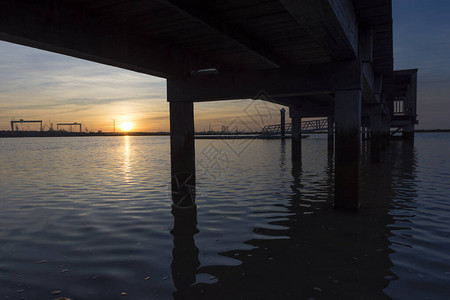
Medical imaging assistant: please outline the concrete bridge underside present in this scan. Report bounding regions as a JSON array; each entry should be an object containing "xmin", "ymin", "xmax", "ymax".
[{"xmin": 0, "ymin": 1, "xmax": 416, "ymax": 211}]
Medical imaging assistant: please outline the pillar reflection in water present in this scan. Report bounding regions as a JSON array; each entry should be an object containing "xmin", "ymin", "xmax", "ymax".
[
  {"xmin": 280, "ymin": 138, "xmax": 287, "ymax": 169},
  {"xmin": 291, "ymin": 150, "xmax": 303, "ymax": 201},
  {"xmin": 171, "ymin": 206, "xmax": 199, "ymax": 297},
  {"xmin": 172, "ymin": 137, "xmax": 410, "ymax": 299}
]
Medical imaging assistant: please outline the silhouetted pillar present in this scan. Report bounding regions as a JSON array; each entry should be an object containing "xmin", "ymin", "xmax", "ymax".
[
  {"xmin": 380, "ymin": 118, "xmax": 387, "ymax": 144},
  {"xmin": 334, "ymin": 89, "xmax": 361, "ymax": 209},
  {"xmin": 386, "ymin": 120, "xmax": 392, "ymax": 142},
  {"xmin": 403, "ymin": 70, "xmax": 417, "ymax": 141},
  {"xmin": 403, "ymin": 123, "xmax": 414, "ymax": 140},
  {"xmin": 327, "ymin": 115, "xmax": 334, "ymax": 152},
  {"xmin": 170, "ymin": 101, "xmax": 199, "ymax": 291},
  {"xmin": 290, "ymin": 108, "xmax": 302, "ymax": 164},
  {"xmin": 380, "ymin": 94, "xmax": 391, "ymax": 145},
  {"xmin": 370, "ymin": 113, "xmax": 382, "ymax": 162},
  {"xmin": 170, "ymin": 101, "xmax": 196, "ymax": 209},
  {"xmin": 280, "ymin": 108, "xmax": 286, "ymax": 139}
]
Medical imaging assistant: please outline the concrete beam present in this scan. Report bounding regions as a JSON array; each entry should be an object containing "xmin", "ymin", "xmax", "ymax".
[
  {"xmin": 359, "ymin": 26, "xmax": 374, "ymax": 63},
  {"xmin": 363, "ymin": 63, "xmax": 375, "ymax": 92},
  {"xmin": 291, "ymin": 111, "xmax": 333, "ymax": 118},
  {"xmin": 362, "ymin": 104, "xmax": 383, "ymax": 117},
  {"xmin": 279, "ymin": 0, "xmax": 358, "ymax": 60},
  {"xmin": 275, "ymin": 94, "xmax": 334, "ymax": 105},
  {"xmin": 275, "ymin": 95, "xmax": 334, "ymax": 117},
  {"xmin": 359, "ymin": 25, "xmax": 377, "ymax": 104},
  {"xmin": 362, "ymin": 62, "xmax": 377, "ymax": 103},
  {"xmin": 168, "ymin": 60, "xmax": 362, "ymax": 102},
  {"xmin": 374, "ymin": 73, "xmax": 383, "ymax": 102},
  {"xmin": 157, "ymin": 0, "xmax": 290, "ymax": 68},
  {"xmin": 0, "ymin": 0, "xmax": 213, "ymax": 79}
]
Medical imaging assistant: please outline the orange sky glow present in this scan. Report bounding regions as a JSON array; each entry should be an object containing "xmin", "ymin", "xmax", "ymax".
[
  {"xmin": 1, "ymin": 1, "xmax": 450, "ymax": 130},
  {"xmin": 0, "ymin": 40, "xmax": 285, "ymax": 133}
]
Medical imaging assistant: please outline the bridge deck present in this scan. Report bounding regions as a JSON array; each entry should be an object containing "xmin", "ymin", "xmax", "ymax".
[{"xmin": 0, "ymin": 1, "xmax": 392, "ymax": 85}]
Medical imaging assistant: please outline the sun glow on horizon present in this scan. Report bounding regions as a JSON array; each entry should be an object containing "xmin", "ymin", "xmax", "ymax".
[{"xmin": 120, "ymin": 122, "xmax": 133, "ymax": 132}]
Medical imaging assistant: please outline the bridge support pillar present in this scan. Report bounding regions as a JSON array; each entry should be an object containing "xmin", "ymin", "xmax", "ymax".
[
  {"xmin": 403, "ymin": 123, "xmax": 414, "ymax": 140},
  {"xmin": 291, "ymin": 108, "xmax": 302, "ymax": 164},
  {"xmin": 327, "ymin": 115, "xmax": 334, "ymax": 152},
  {"xmin": 334, "ymin": 89, "xmax": 361, "ymax": 209},
  {"xmin": 280, "ymin": 108, "xmax": 286, "ymax": 139},
  {"xmin": 170, "ymin": 101, "xmax": 196, "ymax": 209},
  {"xmin": 381, "ymin": 118, "xmax": 390, "ymax": 145},
  {"xmin": 370, "ymin": 113, "xmax": 382, "ymax": 162}
]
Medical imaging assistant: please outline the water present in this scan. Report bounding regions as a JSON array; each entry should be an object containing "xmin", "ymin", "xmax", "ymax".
[{"xmin": 0, "ymin": 134, "xmax": 449, "ymax": 299}]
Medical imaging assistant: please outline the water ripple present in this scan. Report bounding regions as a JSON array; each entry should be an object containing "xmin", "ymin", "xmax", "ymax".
[{"xmin": 0, "ymin": 134, "xmax": 449, "ymax": 298}]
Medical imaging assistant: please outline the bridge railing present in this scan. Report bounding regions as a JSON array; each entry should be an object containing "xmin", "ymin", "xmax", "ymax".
[{"xmin": 262, "ymin": 118, "xmax": 328, "ymax": 135}]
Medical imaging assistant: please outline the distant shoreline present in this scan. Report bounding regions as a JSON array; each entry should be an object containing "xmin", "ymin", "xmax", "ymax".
[
  {"xmin": 0, "ymin": 131, "xmax": 170, "ymax": 138},
  {"xmin": 415, "ymin": 129, "xmax": 450, "ymax": 133},
  {"xmin": 0, "ymin": 129, "xmax": 448, "ymax": 138},
  {"xmin": 0, "ymin": 131, "xmax": 306, "ymax": 139}
]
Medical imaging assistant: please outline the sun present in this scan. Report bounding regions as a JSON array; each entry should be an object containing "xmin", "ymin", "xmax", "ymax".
[{"xmin": 120, "ymin": 122, "xmax": 133, "ymax": 132}]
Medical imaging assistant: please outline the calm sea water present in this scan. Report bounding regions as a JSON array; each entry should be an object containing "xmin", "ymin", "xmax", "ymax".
[{"xmin": 0, "ymin": 134, "xmax": 449, "ymax": 299}]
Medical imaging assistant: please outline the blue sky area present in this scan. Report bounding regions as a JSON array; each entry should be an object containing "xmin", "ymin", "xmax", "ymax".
[
  {"xmin": 393, "ymin": 0, "xmax": 450, "ymax": 128},
  {"xmin": 0, "ymin": 1, "xmax": 449, "ymax": 131}
]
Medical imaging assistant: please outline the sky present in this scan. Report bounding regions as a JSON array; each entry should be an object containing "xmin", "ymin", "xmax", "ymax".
[{"xmin": 0, "ymin": 0, "xmax": 449, "ymax": 131}]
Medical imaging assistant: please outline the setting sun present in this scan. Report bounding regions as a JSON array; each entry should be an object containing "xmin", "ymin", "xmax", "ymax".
[{"xmin": 120, "ymin": 122, "xmax": 133, "ymax": 132}]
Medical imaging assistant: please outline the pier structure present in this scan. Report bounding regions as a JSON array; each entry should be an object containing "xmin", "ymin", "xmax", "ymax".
[
  {"xmin": 391, "ymin": 69, "xmax": 418, "ymax": 139},
  {"xmin": 0, "ymin": 1, "xmax": 417, "ymax": 210}
]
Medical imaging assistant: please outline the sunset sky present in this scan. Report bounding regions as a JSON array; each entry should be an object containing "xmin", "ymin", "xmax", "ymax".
[{"xmin": 0, "ymin": 0, "xmax": 449, "ymax": 131}]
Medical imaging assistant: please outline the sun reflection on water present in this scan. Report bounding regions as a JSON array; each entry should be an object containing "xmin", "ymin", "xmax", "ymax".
[{"xmin": 123, "ymin": 135, "xmax": 131, "ymax": 183}]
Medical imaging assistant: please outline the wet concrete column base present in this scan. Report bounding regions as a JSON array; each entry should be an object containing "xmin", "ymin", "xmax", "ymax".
[{"xmin": 334, "ymin": 89, "xmax": 361, "ymax": 209}]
